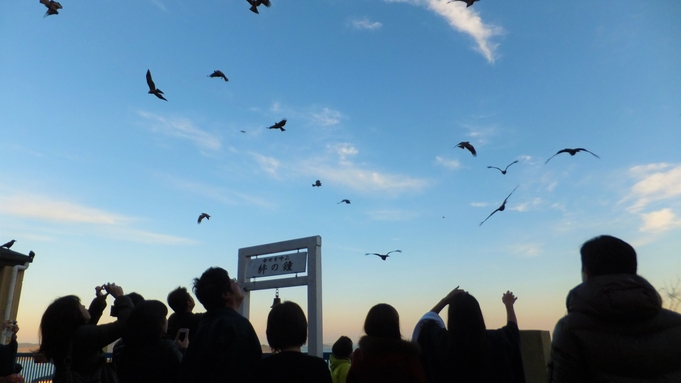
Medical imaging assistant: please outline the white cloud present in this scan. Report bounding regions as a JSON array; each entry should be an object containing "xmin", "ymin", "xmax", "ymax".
[
  {"xmin": 470, "ymin": 202, "xmax": 488, "ymax": 207},
  {"xmin": 511, "ymin": 198, "xmax": 542, "ymax": 212},
  {"xmin": 160, "ymin": 175, "xmax": 275, "ymax": 208},
  {"xmin": 349, "ymin": 17, "xmax": 383, "ymax": 30},
  {"xmin": 250, "ymin": 152, "xmax": 281, "ymax": 177},
  {"xmin": 508, "ymin": 243, "xmax": 543, "ymax": 258},
  {"xmin": 640, "ymin": 209, "xmax": 681, "ymax": 233},
  {"xmin": 0, "ymin": 194, "xmax": 133, "ymax": 225},
  {"xmin": 310, "ymin": 107, "xmax": 343, "ymax": 126},
  {"xmin": 138, "ymin": 111, "xmax": 221, "ymax": 152},
  {"xmin": 384, "ymin": 0, "xmax": 503, "ymax": 63},
  {"xmin": 367, "ymin": 209, "xmax": 419, "ymax": 221},
  {"xmin": 330, "ymin": 143, "xmax": 359, "ymax": 161},
  {"xmin": 624, "ymin": 163, "xmax": 681, "ymax": 212},
  {"xmin": 464, "ymin": 124, "xmax": 497, "ymax": 144},
  {"xmin": 435, "ymin": 156, "xmax": 461, "ymax": 170},
  {"xmin": 150, "ymin": 0, "xmax": 167, "ymax": 12},
  {"xmin": 0, "ymin": 193, "xmax": 196, "ymax": 245}
]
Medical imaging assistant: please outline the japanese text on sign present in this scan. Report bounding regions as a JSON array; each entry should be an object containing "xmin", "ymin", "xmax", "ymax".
[{"xmin": 245, "ymin": 252, "xmax": 307, "ymax": 278}]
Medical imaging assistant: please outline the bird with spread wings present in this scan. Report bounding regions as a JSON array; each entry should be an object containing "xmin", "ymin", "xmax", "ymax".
[
  {"xmin": 365, "ymin": 250, "xmax": 401, "ymax": 261},
  {"xmin": 480, "ymin": 186, "xmax": 519, "ymax": 226}
]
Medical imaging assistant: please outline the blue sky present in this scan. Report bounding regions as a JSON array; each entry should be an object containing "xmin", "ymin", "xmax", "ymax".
[{"xmin": 1, "ymin": 0, "xmax": 680, "ymax": 345}]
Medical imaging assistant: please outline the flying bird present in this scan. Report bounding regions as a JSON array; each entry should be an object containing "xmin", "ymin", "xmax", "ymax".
[
  {"xmin": 312, "ymin": 180, "xmax": 322, "ymax": 187},
  {"xmin": 208, "ymin": 70, "xmax": 228, "ymax": 82},
  {"xmin": 479, "ymin": 186, "xmax": 519, "ymax": 226},
  {"xmin": 146, "ymin": 70, "xmax": 167, "ymax": 101},
  {"xmin": 40, "ymin": 0, "xmax": 62, "ymax": 17},
  {"xmin": 447, "ymin": 0, "xmax": 479, "ymax": 7},
  {"xmin": 267, "ymin": 119, "xmax": 287, "ymax": 131},
  {"xmin": 487, "ymin": 160, "xmax": 519, "ymax": 175},
  {"xmin": 247, "ymin": 0, "xmax": 271, "ymax": 14},
  {"xmin": 240, "ymin": 130, "xmax": 246, "ymax": 133},
  {"xmin": 337, "ymin": 199, "xmax": 351, "ymax": 204},
  {"xmin": 456, "ymin": 141, "xmax": 477, "ymax": 157},
  {"xmin": 365, "ymin": 250, "xmax": 401, "ymax": 261},
  {"xmin": 1, "ymin": 240, "xmax": 16, "ymax": 249},
  {"xmin": 197, "ymin": 213, "xmax": 211, "ymax": 224},
  {"xmin": 545, "ymin": 148, "xmax": 600, "ymax": 164}
]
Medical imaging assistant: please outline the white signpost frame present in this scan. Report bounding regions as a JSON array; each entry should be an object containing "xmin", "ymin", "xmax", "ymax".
[{"xmin": 237, "ymin": 235, "xmax": 323, "ymax": 357}]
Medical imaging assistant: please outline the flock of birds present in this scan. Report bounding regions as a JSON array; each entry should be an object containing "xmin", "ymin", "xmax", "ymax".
[
  {"xmin": 31, "ymin": 0, "xmax": 601, "ymax": 262},
  {"xmin": 454, "ymin": 141, "xmax": 600, "ymax": 226}
]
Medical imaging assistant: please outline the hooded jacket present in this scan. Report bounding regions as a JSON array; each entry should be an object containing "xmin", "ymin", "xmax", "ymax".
[
  {"xmin": 330, "ymin": 354, "xmax": 351, "ymax": 383},
  {"xmin": 347, "ymin": 336, "xmax": 427, "ymax": 383},
  {"xmin": 547, "ymin": 274, "xmax": 681, "ymax": 383}
]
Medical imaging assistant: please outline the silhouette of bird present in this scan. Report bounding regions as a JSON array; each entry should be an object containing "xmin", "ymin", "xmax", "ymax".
[
  {"xmin": 40, "ymin": 0, "xmax": 62, "ymax": 17},
  {"xmin": 29, "ymin": 251, "xmax": 35, "ymax": 259},
  {"xmin": 487, "ymin": 160, "xmax": 519, "ymax": 175},
  {"xmin": 447, "ymin": 0, "xmax": 479, "ymax": 7},
  {"xmin": 197, "ymin": 213, "xmax": 210, "ymax": 224},
  {"xmin": 240, "ymin": 130, "xmax": 246, "ymax": 133},
  {"xmin": 338, "ymin": 199, "xmax": 351, "ymax": 204},
  {"xmin": 146, "ymin": 70, "xmax": 167, "ymax": 101},
  {"xmin": 208, "ymin": 70, "xmax": 228, "ymax": 82},
  {"xmin": 545, "ymin": 148, "xmax": 600, "ymax": 164},
  {"xmin": 456, "ymin": 141, "xmax": 477, "ymax": 157},
  {"xmin": 365, "ymin": 250, "xmax": 401, "ymax": 261},
  {"xmin": 479, "ymin": 186, "xmax": 519, "ymax": 226},
  {"xmin": 267, "ymin": 119, "xmax": 287, "ymax": 131},
  {"xmin": 312, "ymin": 180, "xmax": 322, "ymax": 187},
  {"xmin": 1, "ymin": 240, "xmax": 16, "ymax": 249},
  {"xmin": 247, "ymin": 0, "xmax": 271, "ymax": 14}
]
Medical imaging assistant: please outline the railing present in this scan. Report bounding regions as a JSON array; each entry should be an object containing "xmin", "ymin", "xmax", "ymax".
[{"xmin": 15, "ymin": 352, "xmax": 333, "ymax": 382}]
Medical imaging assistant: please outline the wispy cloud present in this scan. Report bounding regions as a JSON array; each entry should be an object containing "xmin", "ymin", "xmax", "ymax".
[
  {"xmin": 435, "ymin": 156, "xmax": 461, "ymax": 170},
  {"xmin": 250, "ymin": 152, "xmax": 281, "ymax": 177},
  {"xmin": 0, "ymin": 193, "xmax": 196, "ymax": 245},
  {"xmin": 640, "ymin": 208, "xmax": 681, "ymax": 233},
  {"xmin": 470, "ymin": 202, "xmax": 488, "ymax": 207},
  {"xmin": 0, "ymin": 194, "xmax": 133, "ymax": 225},
  {"xmin": 150, "ymin": 0, "xmax": 167, "ymax": 12},
  {"xmin": 508, "ymin": 242, "xmax": 543, "ymax": 258},
  {"xmin": 623, "ymin": 163, "xmax": 681, "ymax": 213},
  {"xmin": 160, "ymin": 175, "xmax": 275, "ymax": 208},
  {"xmin": 310, "ymin": 107, "xmax": 343, "ymax": 126},
  {"xmin": 384, "ymin": 0, "xmax": 503, "ymax": 63},
  {"xmin": 349, "ymin": 17, "xmax": 383, "ymax": 30},
  {"xmin": 138, "ymin": 111, "xmax": 221, "ymax": 152},
  {"xmin": 464, "ymin": 124, "xmax": 498, "ymax": 145},
  {"xmin": 299, "ymin": 144, "xmax": 428, "ymax": 195},
  {"xmin": 367, "ymin": 209, "xmax": 419, "ymax": 221},
  {"xmin": 511, "ymin": 198, "xmax": 542, "ymax": 212}
]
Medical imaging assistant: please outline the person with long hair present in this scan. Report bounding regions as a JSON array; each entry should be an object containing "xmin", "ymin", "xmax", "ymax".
[
  {"xmin": 116, "ymin": 300, "xmax": 183, "ymax": 383},
  {"xmin": 347, "ymin": 303, "xmax": 427, "ymax": 383},
  {"xmin": 412, "ymin": 288, "xmax": 525, "ymax": 383},
  {"xmin": 37, "ymin": 283, "xmax": 132, "ymax": 383},
  {"xmin": 251, "ymin": 301, "xmax": 331, "ymax": 383}
]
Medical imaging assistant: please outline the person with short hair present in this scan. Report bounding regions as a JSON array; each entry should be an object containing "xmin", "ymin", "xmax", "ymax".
[
  {"xmin": 179, "ymin": 267, "xmax": 261, "ymax": 383},
  {"xmin": 166, "ymin": 287, "xmax": 203, "ymax": 342},
  {"xmin": 347, "ymin": 303, "xmax": 427, "ymax": 383},
  {"xmin": 547, "ymin": 235, "xmax": 681, "ymax": 382},
  {"xmin": 330, "ymin": 336, "xmax": 353, "ymax": 383},
  {"xmin": 251, "ymin": 301, "xmax": 332, "ymax": 383}
]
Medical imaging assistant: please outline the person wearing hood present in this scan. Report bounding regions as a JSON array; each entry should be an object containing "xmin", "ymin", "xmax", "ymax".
[
  {"xmin": 547, "ymin": 235, "xmax": 681, "ymax": 382},
  {"xmin": 330, "ymin": 336, "xmax": 352, "ymax": 383},
  {"xmin": 347, "ymin": 304, "xmax": 427, "ymax": 383}
]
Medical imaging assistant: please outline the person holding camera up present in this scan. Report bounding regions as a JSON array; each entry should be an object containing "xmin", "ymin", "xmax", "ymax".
[
  {"xmin": 0, "ymin": 319, "xmax": 22, "ymax": 382},
  {"xmin": 36, "ymin": 283, "xmax": 133, "ymax": 383}
]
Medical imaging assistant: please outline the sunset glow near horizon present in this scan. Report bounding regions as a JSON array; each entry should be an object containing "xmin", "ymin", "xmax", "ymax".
[{"xmin": 1, "ymin": 0, "xmax": 680, "ymax": 346}]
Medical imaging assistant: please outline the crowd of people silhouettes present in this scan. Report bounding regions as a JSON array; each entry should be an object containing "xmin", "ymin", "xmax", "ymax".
[{"xmin": 5, "ymin": 234, "xmax": 677, "ymax": 383}]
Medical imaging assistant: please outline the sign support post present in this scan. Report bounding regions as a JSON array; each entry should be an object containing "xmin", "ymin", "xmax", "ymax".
[{"xmin": 237, "ymin": 235, "xmax": 322, "ymax": 357}]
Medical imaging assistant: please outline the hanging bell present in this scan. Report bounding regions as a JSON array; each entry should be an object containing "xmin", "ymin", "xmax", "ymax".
[{"xmin": 271, "ymin": 288, "xmax": 281, "ymax": 308}]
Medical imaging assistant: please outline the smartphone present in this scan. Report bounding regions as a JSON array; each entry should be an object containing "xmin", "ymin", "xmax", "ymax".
[{"xmin": 176, "ymin": 328, "xmax": 189, "ymax": 342}]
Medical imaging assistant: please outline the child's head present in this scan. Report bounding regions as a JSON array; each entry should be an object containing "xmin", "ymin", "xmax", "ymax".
[{"xmin": 332, "ymin": 335, "xmax": 353, "ymax": 358}]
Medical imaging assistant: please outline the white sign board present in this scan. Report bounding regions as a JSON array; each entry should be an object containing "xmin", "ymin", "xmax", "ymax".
[{"xmin": 245, "ymin": 252, "xmax": 307, "ymax": 278}]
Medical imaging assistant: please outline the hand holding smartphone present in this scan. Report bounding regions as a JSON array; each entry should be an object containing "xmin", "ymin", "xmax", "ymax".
[{"xmin": 175, "ymin": 328, "xmax": 190, "ymax": 349}]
